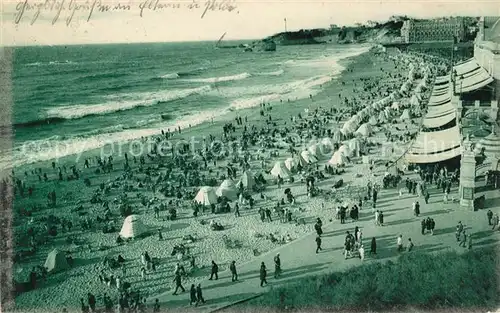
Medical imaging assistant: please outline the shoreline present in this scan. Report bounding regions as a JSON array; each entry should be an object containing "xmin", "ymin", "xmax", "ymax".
[{"xmin": 9, "ymin": 47, "xmax": 368, "ymax": 176}]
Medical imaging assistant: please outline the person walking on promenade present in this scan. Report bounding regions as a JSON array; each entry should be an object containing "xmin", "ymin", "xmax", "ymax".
[
  {"xmin": 314, "ymin": 218, "xmax": 323, "ymax": 236},
  {"xmin": 259, "ymin": 262, "xmax": 268, "ymax": 287},
  {"xmin": 421, "ymin": 219, "xmax": 426, "ymax": 235},
  {"xmin": 229, "ymin": 261, "xmax": 238, "ymax": 282},
  {"xmin": 195, "ymin": 284, "xmax": 205, "ymax": 306},
  {"xmin": 493, "ymin": 214, "xmax": 499, "ymax": 230},
  {"xmin": 397, "ymin": 234, "xmax": 403, "ymax": 252},
  {"xmin": 406, "ymin": 238, "xmax": 414, "ymax": 252},
  {"xmin": 172, "ymin": 272, "xmax": 185, "ymax": 295},
  {"xmin": 189, "ymin": 284, "xmax": 197, "ymax": 306},
  {"xmin": 209, "ymin": 261, "xmax": 218, "ymax": 280},
  {"xmin": 459, "ymin": 230, "xmax": 467, "ymax": 248},
  {"xmin": 487, "ymin": 210, "xmax": 493, "ymax": 225},
  {"xmin": 414, "ymin": 201, "xmax": 420, "ymax": 217},
  {"xmin": 468, "ymin": 233, "xmax": 473, "ymax": 249},
  {"xmin": 424, "ymin": 191, "xmax": 430, "ymax": 204},
  {"xmin": 274, "ymin": 253, "xmax": 281, "ymax": 279},
  {"xmin": 456, "ymin": 221, "xmax": 464, "ymax": 241},
  {"xmin": 369, "ymin": 237, "xmax": 377, "ymax": 256},
  {"xmin": 358, "ymin": 245, "xmax": 365, "ymax": 261},
  {"xmin": 430, "ymin": 218, "xmax": 435, "ymax": 235},
  {"xmin": 315, "ymin": 235, "xmax": 322, "ymax": 253}
]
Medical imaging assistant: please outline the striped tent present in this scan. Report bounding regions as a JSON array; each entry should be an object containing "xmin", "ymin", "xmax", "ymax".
[{"xmin": 475, "ymin": 128, "xmax": 500, "ymax": 157}]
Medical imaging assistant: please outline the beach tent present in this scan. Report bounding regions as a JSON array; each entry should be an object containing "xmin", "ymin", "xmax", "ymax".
[
  {"xmin": 410, "ymin": 95, "xmax": 420, "ymax": 107},
  {"xmin": 237, "ymin": 171, "xmax": 255, "ymax": 190},
  {"xmin": 285, "ymin": 157, "xmax": 298, "ymax": 171},
  {"xmin": 308, "ymin": 143, "xmax": 323, "ymax": 159},
  {"xmin": 119, "ymin": 215, "xmax": 147, "ymax": 239},
  {"xmin": 270, "ymin": 161, "xmax": 292, "ymax": 179},
  {"xmin": 332, "ymin": 130, "xmax": 343, "ymax": 143},
  {"xmin": 338, "ymin": 144, "xmax": 351, "ymax": 157},
  {"xmin": 328, "ymin": 151, "xmax": 348, "ymax": 166},
  {"xmin": 320, "ymin": 137, "xmax": 335, "ymax": 152},
  {"xmin": 378, "ymin": 111, "xmax": 388, "ymax": 124},
  {"xmin": 44, "ymin": 249, "xmax": 70, "ymax": 273},
  {"xmin": 368, "ymin": 115, "xmax": 378, "ymax": 126},
  {"xmin": 399, "ymin": 109, "xmax": 411, "ymax": 121},
  {"xmin": 355, "ymin": 123, "xmax": 372, "ymax": 137},
  {"xmin": 348, "ymin": 138, "xmax": 362, "ymax": 157},
  {"xmin": 194, "ymin": 186, "xmax": 218, "ymax": 206},
  {"xmin": 216, "ymin": 179, "xmax": 238, "ymax": 200},
  {"xmin": 300, "ymin": 150, "xmax": 318, "ymax": 164},
  {"xmin": 391, "ymin": 102, "xmax": 401, "ymax": 110}
]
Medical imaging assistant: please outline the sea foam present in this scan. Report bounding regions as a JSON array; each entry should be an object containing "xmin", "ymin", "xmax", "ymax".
[{"xmin": 180, "ymin": 72, "xmax": 251, "ymax": 83}]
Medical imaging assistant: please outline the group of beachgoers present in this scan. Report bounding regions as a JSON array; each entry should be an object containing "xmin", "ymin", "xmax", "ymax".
[{"xmin": 5, "ymin": 45, "xmax": 470, "ymax": 311}]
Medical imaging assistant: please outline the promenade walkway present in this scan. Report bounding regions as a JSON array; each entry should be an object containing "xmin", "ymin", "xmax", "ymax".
[{"xmin": 150, "ymin": 181, "xmax": 500, "ymax": 313}]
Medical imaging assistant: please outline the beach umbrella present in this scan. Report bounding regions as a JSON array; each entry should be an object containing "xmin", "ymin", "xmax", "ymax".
[
  {"xmin": 270, "ymin": 161, "xmax": 292, "ymax": 179},
  {"xmin": 194, "ymin": 186, "xmax": 218, "ymax": 206},
  {"xmin": 237, "ymin": 171, "xmax": 255, "ymax": 190},
  {"xmin": 216, "ymin": 179, "xmax": 238, "ymax": 201},
  {"xmin": 328, "ymin": 151, "xmax": 348, "ymax": 166}
]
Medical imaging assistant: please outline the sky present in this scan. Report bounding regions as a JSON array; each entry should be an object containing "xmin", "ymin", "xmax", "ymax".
[{"xmin": 1, "ymin": 0, "xmax": 500, "ymax": 46}]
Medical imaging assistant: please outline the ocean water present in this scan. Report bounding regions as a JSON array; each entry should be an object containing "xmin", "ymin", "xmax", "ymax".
[{"xmin": 6, "ymin": 41, "xmax": 370, "ymax": 168}]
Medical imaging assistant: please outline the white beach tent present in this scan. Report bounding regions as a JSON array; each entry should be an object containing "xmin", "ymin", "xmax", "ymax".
[
  {"xmin": 328, "ymin": 151, "xmax": 348, "ymax": 166},
  {"xmin": 355, "ymin": 123, "xmax": 372, "ymax": 137},
  {"xmin": 301, "ymin": 150, "xmax": 318, "ymax": 164},
  {"xmin": 399, "ymin": 109, "xmax": 411, "ymax": 121},
  {"xmin": 368, "ymin": 115, "xmax": 378, "ymax": 126},
  {"xmin": 44, "ymin": 249, "xmax": 70, "ymax": 273},
  {"xmin": 338, "ymin": 144, "xmax": 351, "ymax": 157},
  {"xmin": 320, "ymin": 137, "xmax": 335, "ymax": 153},
  {"xmin": 332, "ymin": 130, "xmax": 343, "ymax": 143},
  {"xmin": 119, "ymin": 215, "xmax": 147, "ymax": 239},
  {"xmin": 216, "ymin": 179, "xmax": 238, "ymax": 200},
  {"xmin": 378, "ymin": 111, "xmax": 388, "ymax": 124},
  {"xmin": 348, "ymin": 138, "xmax": 362, "ymax": 157},
  {"xmin": 270, "ymin": 161, "xmax": 292, "ymax": 179},
  {"xmin": 194, "ymin": 186, "xmax": 218, "ymax": 206},
  {"xmin": 237, "ymin": 171, "xmax": 255, "ymax": 190},
  {"xmin": 410, "ymin": 95, "xmax": 420, "ymax": 107},
  {"xmin": 308, "ymin": 143, "xmax": 323, "ymax": 159},
  {"xmin": 285, "ymin": 157, "xmax": 298, "ymax": 171},
  {"xmin": 391, "ymin": 102, "xmax": 401, "ymax": 110}
]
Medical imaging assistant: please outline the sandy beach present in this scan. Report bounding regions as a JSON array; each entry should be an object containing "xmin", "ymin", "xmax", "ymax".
[{"xmin": 7, "ymin": 46, "xmax": 442, "ymax": 312}]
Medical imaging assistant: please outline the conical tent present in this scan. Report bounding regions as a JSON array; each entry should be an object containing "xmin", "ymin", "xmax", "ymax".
[
  {"xmin": 328, "ymin": 151, "xmax": 348, "ymax": 166},
  {"xmin": 378, "ymin": 111, "xmax": 388, "ymax": 123},
  {"xmin": 216, "ymin": 179, "xmax": 238, "ymax": 200},
  {"xmin": 410, "ymin": 95, "xmax": 420, "ymax": 107},
  {"xmin": 320, "ymin": 137, "xmax": 334, "ymax": 153},
  {"xmin": 399, "ymin": 109, "xmax": 411, "ymax": 121},
  {"xmin": 44, "ymin": 249, "xmax": 70, "ymax": 273},
  {"xmin": 338, "ymin": 144, "xmax": 351, "ymax": 157},
  {"xmin": 348, "ymin": 138, "xmax": 362, "ymax": 157},
  {"xmin": 368, "ymin": 115, "xmax": 378, "ymax": 126},
  {"xmin": 285, "ymin": 157, "xmax": 297, "ymax": 171},
  {"xmin": 270, "ymin": 161, "xmax": 292, "ymax": 178},
  {"xmin": 300, "ymin": 150, "xmax": 318, "ymax": 164},
  {"xmin": 120, "ymin": 215, "xmax": 147, "ymax": 239},
  {"xmin": 237, "ymin": 171, "xmax": 255, "ymax": 190},
  {"xmin": 355, "ymin": 123, "xmax": 371, "ymax": 137},
  {"xmin": 332, "ymin": 130, "xmax": 343, "ymax": 143},
  {"xmin": 194, "ymin": 186, "xmax": 218, "ymax": 206},
  {"xmin": 308, "ymin": 144, "xmax": 323, "ymax": 159},
  {"xmin": 391, "ymin": 102, "xmax": 400, "ymax": 110}
]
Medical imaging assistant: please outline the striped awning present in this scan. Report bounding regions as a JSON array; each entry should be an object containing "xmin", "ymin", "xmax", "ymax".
[
  {"xmin": 405, "ymin": 145, "xmax": 462, "ymax": 163},
  {"xmin": 409, "ymin": 126, "xmax": 462, "ymax": 155},
  {"xmin": 453, "ymin": 58, "xmax": 480, "ymax": 76},
  {"xmin": 475, "ymin": 132, "xmax": 500, "ymax": 157}
]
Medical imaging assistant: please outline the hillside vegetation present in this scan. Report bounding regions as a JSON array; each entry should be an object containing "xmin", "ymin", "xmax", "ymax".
[{"xmin": 244, "ymin": 247, "xmax": 500, "ymax": 312}]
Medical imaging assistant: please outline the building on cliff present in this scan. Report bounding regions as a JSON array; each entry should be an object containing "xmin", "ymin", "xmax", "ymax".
[{"xmin": 401, "ymin": 18, "xmax": 466, "ymax": 43}]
